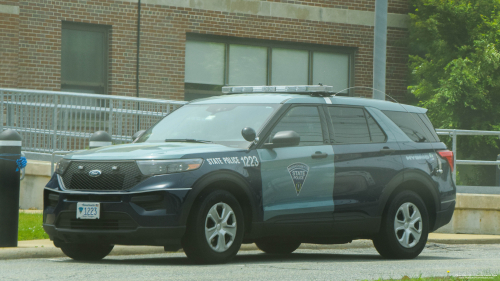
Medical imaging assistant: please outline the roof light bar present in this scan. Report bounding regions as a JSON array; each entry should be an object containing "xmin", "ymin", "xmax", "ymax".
[{"xmin": 221, "ymin": 85, "xmax": 336, "ymax": 95}]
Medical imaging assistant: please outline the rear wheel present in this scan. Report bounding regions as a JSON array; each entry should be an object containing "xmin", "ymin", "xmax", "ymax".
[
  {"xmin": 373, "ymin": 190, "xmax": 429, "ymax": 259},
  {"xmin": 255, "ymin": 238, "xmax": 301, "ymax": 255},
  {"xmin": 59, "ymin": 243, "xmax": 114, "ymax": 261},
  {"xmin": 182, "ymin": 190, "xmax": 244, "ymax": 264}
]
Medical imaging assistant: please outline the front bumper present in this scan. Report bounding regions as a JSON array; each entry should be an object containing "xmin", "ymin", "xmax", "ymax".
[
  {"xmin": 43, "ymin": 188, "xmax": 190, "ymax": 246},
  {"xmin": 43, "ymin": 224, "xmax": 185, "ymax": 246}
]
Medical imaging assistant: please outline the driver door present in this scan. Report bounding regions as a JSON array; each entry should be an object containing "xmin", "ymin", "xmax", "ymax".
[{"xmin": 257, "ymin": 105, "xmax": 335, "ymax": 228}]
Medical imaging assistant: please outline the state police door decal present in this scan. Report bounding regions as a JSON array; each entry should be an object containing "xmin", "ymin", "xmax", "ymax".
[{"xmin": 287, "ymin": 163, "xmax": 309, "ymax": 195}]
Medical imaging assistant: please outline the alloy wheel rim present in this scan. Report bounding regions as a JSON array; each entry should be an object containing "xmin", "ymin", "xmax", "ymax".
[
  {"xmin": 394, "ymin": 202, "xmax": 422, "ymax": 248},
  {"xmin": 205, "ymin": 202, "xmax": 237, "ymax": 253}
]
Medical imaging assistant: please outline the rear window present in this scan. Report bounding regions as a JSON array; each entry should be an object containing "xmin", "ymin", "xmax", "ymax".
[{"xmin": 383, "ymin": 111, "xmax": 440, "ymax": 142}]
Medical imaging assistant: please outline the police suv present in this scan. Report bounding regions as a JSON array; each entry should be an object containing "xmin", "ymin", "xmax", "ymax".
[{"xmin": 43, "ymin": 85, "xmax": 456, "ymax": 264}]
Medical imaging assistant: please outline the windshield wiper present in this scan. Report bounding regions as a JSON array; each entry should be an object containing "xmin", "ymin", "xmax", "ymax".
[{"xmin": 164, "ymin": 139, "xmax": 213, "ymax": 144}]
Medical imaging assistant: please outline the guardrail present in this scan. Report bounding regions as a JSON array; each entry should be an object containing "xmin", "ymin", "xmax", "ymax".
[
  {"xmin": 0, "ymin": 88, "xmax": 186, "ymax": 156},
  {"xmin": 436, "ymin": 129, "xmax": 500, "ymax": 194}
]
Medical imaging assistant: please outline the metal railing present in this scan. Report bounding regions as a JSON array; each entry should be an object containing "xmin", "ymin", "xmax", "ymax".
[
  {"xmin": 0, "ymin": 88, "xmax": 186, "ymax": 156},
  {"xmin": 436, "ymin": 129, "xmax": 500, "ymax": 194}
]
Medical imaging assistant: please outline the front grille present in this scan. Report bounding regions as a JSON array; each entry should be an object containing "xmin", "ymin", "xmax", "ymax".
[
  {"xmin": 61, "ymin": 161, "xmax": 146, "ymax": 191},
  {"xmin": 55, "ymin": 211, "xmax": 137, "ymax": 230}
]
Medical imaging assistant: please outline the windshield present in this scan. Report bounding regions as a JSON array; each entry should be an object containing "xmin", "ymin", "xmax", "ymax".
[{"xmin": 137, "ymin": 103, "xmax": 280, "ymax": 148}]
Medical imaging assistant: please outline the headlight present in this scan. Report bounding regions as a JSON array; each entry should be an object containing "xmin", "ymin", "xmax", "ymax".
[
  {"xmin": 56, "ymin": 159, "xmax": 71, "ymax": 175},
  {"xmin": 136, "ymin": 159, "xmax": 203, "ymax": 176}
]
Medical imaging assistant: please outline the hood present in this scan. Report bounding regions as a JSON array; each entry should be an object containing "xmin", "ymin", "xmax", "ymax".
[{"xmin": 65, "ymin": 142, "xmax": 243, "ymax": 161}]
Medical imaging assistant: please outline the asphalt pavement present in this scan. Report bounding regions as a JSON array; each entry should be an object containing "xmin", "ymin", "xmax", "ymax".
[
  {"xmin": 1, "ymin": 233, "xmax": 500, "ymax": 260},
  {"xmin": 1, "ymin": 241, "xmax": 500, "ymax": 281}
]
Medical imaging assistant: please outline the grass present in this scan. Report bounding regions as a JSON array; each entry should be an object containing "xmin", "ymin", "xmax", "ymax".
[
  {"xmin": 377, "ymin": 275, "xmax": 500, "ymax": 281},
  {"xmin": 18, "ymin": 213, "xmax": 49, "ymax": 241}
]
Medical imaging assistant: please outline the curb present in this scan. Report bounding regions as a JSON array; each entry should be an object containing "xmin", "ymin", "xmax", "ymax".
[
  {"xmin": 0, "ymin": 240, "xmax": 374, "ymax": 260},
  {"xmin": 1, "ymin": 236, "xmax": 499, "ymax": 260}
]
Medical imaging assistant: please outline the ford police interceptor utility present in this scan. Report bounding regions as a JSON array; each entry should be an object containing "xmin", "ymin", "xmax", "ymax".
[{"xmin": 43, "ymin": 85, "xmax": 456, "ymax": 264}]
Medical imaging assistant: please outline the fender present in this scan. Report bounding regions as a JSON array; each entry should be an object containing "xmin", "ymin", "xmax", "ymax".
[
  {"xmin": 377, "ymin": 168, "xmax": 440, "ymax": 219},
  {"xmin": 178, "ymin": 169, "xmax": 261, "ymax": 226}
]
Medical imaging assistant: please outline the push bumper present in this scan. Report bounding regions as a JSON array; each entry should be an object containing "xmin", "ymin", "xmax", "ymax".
[
  {"xmin": 43, "ymin": 224, "xmax": 185, "ymax": 246},
  {"xmin": 43, "ymin": 188, "xmax": 190, "ymax": 246}
]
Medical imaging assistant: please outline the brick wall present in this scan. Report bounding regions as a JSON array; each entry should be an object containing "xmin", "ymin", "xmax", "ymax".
[
  {"xmin": 0, "ymin": 12, "xmax": 19, "ymax": 88},
  {"xmin": 0, "ymin": 0, "xmax": 409, "ymax": 101},
  {"xmin": 265, "ymin": 0, "xmax": 376, "ymax": 12},
  {"xmin": 14, "ymin": 0, "xmax": 139, "ymax": 97},
  {"xmin": 386, "ymin": 27, "xmax": 409, "ymax": 102},
  {"xmin": 388, "ymin": 0, "xmax": 410, "ymax": 14}
]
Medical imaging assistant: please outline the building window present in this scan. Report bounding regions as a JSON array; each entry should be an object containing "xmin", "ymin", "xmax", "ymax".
[
  {"xmin": 61, "ymin": 22, "xmax": 110, "ymax": 94},
  {"xmin": 184, "ymin": 34, "xmax": 354, "ymax": 101}
]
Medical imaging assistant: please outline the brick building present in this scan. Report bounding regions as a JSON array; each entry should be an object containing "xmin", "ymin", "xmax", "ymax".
[{"xmin": 0, "ymin": 0, "xmax": 409, "ymax": 101}]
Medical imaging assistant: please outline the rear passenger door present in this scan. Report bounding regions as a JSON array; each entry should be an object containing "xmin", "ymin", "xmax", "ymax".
[{"xmin": 324, "ymin": 106, "xmax": 404, "ymax": 234}]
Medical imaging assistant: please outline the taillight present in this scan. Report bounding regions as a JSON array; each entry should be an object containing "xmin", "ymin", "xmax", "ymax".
[{"xmin": 438, "ymin": 150, "xmax": 454, "ymax": 172}]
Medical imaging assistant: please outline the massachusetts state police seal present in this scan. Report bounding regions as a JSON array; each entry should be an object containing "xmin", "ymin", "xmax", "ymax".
[{"xmin": 287, "ymin": 163, "xmax": 309, "ymax": 195}]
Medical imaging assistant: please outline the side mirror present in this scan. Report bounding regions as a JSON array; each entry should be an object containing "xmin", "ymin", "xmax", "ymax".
[
  {"xmin": 265, "ymin": 131, "xmax": 300, "ymax": 148},
  {"xmin": 132, "ymin": 130, "xmax": 146, "ymax": 142},
  {"xmin": 241, "ymin": 127, "xmax": 256, "ymax": 142}
]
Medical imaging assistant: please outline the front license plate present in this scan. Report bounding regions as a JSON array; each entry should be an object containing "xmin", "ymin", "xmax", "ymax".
[{"xmin": 76, "ymin": 202, "xmax": 100, "ymax": 219}]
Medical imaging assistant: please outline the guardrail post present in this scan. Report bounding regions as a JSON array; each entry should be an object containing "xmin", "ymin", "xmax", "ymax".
[
  {"xmin": 0, "ymin": 129, "xmax": 23, "ymax": 247},
  {"xmin": 452, "ymin": 130, "xmax": 457, "ymax": 183},
  {"xmin": 52, "ymin": 96, "xmax": 58, "ymax": 153},
  {"xmin": 0, "ymin": 90, "xmax": 4, "ymax": 132},
  {"xmin": 497, "ymin": 154, "xmax": 500, "ymax": 187},
  {"xmin": 108, "ymin": 100, "xmax": 113, "ymax": 142}
]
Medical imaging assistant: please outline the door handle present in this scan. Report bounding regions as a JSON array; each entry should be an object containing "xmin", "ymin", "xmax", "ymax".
[
  {"xmin": 380, "ymin": 147, "xmax": 396, "ymax": 154},
  {"xmin": 311, "ymin": 151, "xmax": 328, "ymax": 159}
]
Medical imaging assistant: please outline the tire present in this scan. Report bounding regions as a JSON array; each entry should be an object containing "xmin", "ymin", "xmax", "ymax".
[
  {"xmin": 373, "ymin": 190, "xmax": 429, "ymax": 259},
  {"xmin": 60, "ymin": 243, "xmax": 114, "ymax": 261},
  {"xmin": 182, "ymin": 190, "xmax": 244, "ymax": 264},
  {"xmin": 255, "ymin": 238, "xmax": 301, "ymax": 255}
]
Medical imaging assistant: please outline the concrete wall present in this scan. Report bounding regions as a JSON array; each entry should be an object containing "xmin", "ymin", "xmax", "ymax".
[
  {"xmin": 436, "ymin": 194, "xmax": 500, "ymax": 235},
  {"xmin": 20, "ymin": 161, "xmax": 500, "ymax": 235},
  {"xmin": 19, "ymin": 160, "xmax": 51, "ymax": 210}
]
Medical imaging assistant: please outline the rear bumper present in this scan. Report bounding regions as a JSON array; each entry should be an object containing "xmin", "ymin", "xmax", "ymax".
[{"xmin": 432, "ymin": 200, "xmax": 456, "ymax": 232}]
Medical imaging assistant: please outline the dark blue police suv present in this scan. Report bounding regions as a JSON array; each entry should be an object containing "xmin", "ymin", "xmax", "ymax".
[{"xmin": 43, "ymin": 85, "xmax": 456, "ymax": 264}]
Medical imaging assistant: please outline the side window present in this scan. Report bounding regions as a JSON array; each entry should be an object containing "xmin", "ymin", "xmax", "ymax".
[
  {"xmin": 366, "ymin": 111, "xmax": 387, "ymax": 142},
  {"xmin": 383, "ymin": 111, "xmax": 438, "ymax": 143},
  {"xmin": 269, "ymin": 106, "xmax": 324, "ymax": 146},
  {"xmin": 328, "ymin": 106, "xmax": 386, "ymax": 144},
  {"xmin": 328, "ymin": 107, "xmax": 370, "ymax": 143}
]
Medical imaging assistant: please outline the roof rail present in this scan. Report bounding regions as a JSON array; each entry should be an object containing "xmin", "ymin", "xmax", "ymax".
[{"xmin": 221, "ymin": 85, "xmax": 338, "ymax": 97}]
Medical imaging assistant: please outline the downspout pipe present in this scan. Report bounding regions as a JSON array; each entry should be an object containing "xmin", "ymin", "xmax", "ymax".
[{"xmin": 373, "ymin": 0, "xmax": 388, "ymax": 100}]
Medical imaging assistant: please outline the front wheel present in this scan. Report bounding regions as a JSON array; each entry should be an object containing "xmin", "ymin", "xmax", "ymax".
[
  {"xmin": 182, "ymin": 190, "xmax": 244, "ymax": 264},
  {"xmin": 59, "ymin": 243, "xmax": 114, "ymax": 261},
  {"xmin": 372, "ymin": 190, "xmax": 429, "ymax": 259}
]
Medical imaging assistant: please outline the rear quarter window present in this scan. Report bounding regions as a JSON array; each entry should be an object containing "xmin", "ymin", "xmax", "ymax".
[{"xmin": 383, "ymin": 111, "xmax": 440, "ymax": 142}]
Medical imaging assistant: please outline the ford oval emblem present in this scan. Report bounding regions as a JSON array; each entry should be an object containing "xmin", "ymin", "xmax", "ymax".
[{"xmin": 88, "ymin": 170, "xmax": 102, "ymax": 178}]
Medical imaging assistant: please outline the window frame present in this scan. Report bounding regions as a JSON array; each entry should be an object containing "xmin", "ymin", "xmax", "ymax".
[
  {"xmin": 185, "ymin": 33, "xmax": 356, "ymax": 100},
  {"xmin": 323, "ymin": 105, "xmax": 388, "ymax": 145},
  {"xmin": 257, "ymin": 104, "xmax": 330, "ymax": 148},
  {"xmin": 61, "ymin": 21, "xmax": 110, "ymax": 95}
]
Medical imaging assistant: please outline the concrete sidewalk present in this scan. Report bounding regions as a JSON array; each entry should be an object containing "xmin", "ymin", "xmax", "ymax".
[{"xmin": 1, "ymin": 233, "xmax": 499, "ymax": 260}]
